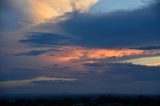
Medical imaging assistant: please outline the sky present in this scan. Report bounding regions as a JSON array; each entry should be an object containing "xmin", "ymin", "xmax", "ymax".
[{"xmin": 0, "ymin": 0, "xmax": 160, "ymax": 95}]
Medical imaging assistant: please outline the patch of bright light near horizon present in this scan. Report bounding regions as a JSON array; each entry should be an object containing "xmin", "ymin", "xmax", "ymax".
[
  {"xmin": 120, "ymin": 56, "xmax": 160, "ymax": 66},
  {"xmin": 0, "ymin": 76, "xmax": 77, "ymax": 88}
]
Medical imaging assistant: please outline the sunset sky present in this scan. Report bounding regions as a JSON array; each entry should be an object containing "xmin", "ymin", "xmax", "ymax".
[{"xmin": 0, "ymin": 0, "xmax": 160, "ymax": 95}]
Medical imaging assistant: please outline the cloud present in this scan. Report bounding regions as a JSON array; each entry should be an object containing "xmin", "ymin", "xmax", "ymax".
[
  {"xmin": 13, "ymin": 0, "xmax": 98, "ymax": 24},
  {"xmin": 1, "ymin": 0, "xmax": 160, "ymax": 95},
  {"xmin": 48, "ymin": 47, "xmax": 147, "ymax": 62},
  {"xmin": 17, "ymin": 44, "xmax": 160, "ymax": 63},
  {"xmin": 0, "ymin": 0, "xmax": 24, "ymax": 32},
  {"xmin": 1, "ymin": 63, "xmax": 160, "ymax": 94},
  {"xmin": 83, "ymin": 63, "xmax": 160, "ymax": 82},
  {"xmin": 19, "ymin": 1, "xmax": 160, "ymax": 49},
  {"xmin": 51, "ymin": 0, "xmax": 160, "ymax": 48},
  {"xmin": 17, "ymin": 0, "xmax": 160, "ymax": 50},
  {"xmin": 0, "ymin": 0, "xmax": 10, "ymax": 8},
  {"xmin": 133, "ymin": 45, "xmax": 160, "ymax": 50},
  {"xmin": 1, "ymin": 58, "xmax": 160, "ymax": 94},
  {"xmin": 18, "ymin": 38, "xmax": 160, "ymax": 67},
  {"xmin": 20, "ymin": 32, "xmax": 77, "ymax": 46},
  {"xmin": 16, "ymin": 49, "xmax": 62, "ymax": 56},
  {"xmin": 16, "ymin": 49, "xmax": 52, "ymax": 56},
  {"xmin": 0, "ymin": 76, "xmax": 77, "ymax": 88},
  {"xmin": 0, "ymin": 0, "xmax": 98, "ymax": 33}
]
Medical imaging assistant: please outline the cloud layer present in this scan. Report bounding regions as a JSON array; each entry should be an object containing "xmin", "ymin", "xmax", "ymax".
[
  {"xmin": 19, "ymin": 1, "xmax": 160, "ymax": 49},
  {"xmin": 1, "ymin": 0, "xmax": 160, "ymax": 95},
  {"xmin": 55, "ymin": 0, "xmax": 160, "ymax": 48}
]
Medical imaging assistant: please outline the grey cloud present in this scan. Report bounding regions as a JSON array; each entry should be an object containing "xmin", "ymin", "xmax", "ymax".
[
  {"xmin": 57, "ymin": 1, "xmax": 160, "ymax": 48},
  {"xmin": 0, "ymin": 0, "xmax": 32, "ymax": 32},
  {"xmin": 16, "ymin": 50, "xmax": 51, "ymax": 56},
  {"xmin": 20, "ymin": 32, "xmax": 77, "ymax": 47},
  {"xmin": 20, "ymin": 1, "xmax": 160, "ymax": 49},
  {"xmin": 16, "ymin": 49, "xmax": 62, "ymax": 56},
  {"xmin": 1, "ymin": 62, "xmax": 160, "ymax": 94},
  {"xmin": 83, "ymin": 63, "xmax": 160, "ymax": 82},
  {"xmin": 133, "ymin": 45, "xmax": 160, "ymax": 50}
]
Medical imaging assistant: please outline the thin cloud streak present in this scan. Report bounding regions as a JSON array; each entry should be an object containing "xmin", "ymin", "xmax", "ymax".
[
  {"xmin": 39, "ymin": 46, "xmax": 160, "ymax": 62},
  {"xmin": 0, "ymin": 76, "xmax": 77, "ymax": 88}
]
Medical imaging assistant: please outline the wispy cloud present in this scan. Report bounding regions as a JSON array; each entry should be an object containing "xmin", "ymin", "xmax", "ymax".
[
  {"xmin": 0, "ymin": 76, "xmax": 77, "ymax": 88},
  {"xmin": 39, "ymin": 46, "xmax": 160, "ymax": 61}
]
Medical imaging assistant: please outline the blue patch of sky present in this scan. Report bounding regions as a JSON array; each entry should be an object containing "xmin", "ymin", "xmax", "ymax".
[{"xmin": 90, "ymin": 0, "xmax": 152, "ymax": 13}]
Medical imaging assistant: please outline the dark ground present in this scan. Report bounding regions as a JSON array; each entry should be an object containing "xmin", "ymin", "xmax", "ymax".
[{"xmin": 0, "ymin": 95, "xmax": 160, "ymax": 106}]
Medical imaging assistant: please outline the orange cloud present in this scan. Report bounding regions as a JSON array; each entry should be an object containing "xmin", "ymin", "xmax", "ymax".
[
  {"xmin": 85, "ymin": 49, "xmax": 145, "ymax": 59},
  {"xmin": 15, "ymin": 0, "xmax": 98, "ymax": 24},
  {"xmin": 40, "ymin": 46, "xmax": 145, "ymax": 62},
  {"xmin": 38, "ymin": 46, "xmax": 160, "ymax": 72}
]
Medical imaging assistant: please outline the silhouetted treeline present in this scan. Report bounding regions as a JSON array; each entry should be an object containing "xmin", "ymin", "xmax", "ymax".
[{"xmin": 0, "ymin": 95, "xmax": 160, "ymax": 106}]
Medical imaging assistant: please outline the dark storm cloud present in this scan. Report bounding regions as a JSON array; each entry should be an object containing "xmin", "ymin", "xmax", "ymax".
[
  {"xmin": 0, "ymin": 68, "xmax": 39, "ymax": 81},
  {"xmin": 20, "ymin": 32, "xmax": 77, "ymax": 47},
  {"xmin": 0, "ymin": 0, "xmax": 16, "ymax": 31},
  {"xmin": 16, "ymin": 50, "xmax": 51, "ymax": 56},
  {"xmin": 16, "ymin": 49, "xmax": 62, "ymax": 56},
  {"xmin": 0, "ymin": 0, "xmax": 9, "ymax": 8},
  {"xmin": 0, "ymin": 0, "xmax": 32, "ymax": 32},
  {"xmin": 83, "ymin": 63, "xmax": 160, "ymax": 82},
  {"xmin": 58, "ymin": 0, "xmax": 160, "ymax": 48},
  {"xmin": 133, "ymin": 45, "xmax": 160, "ymax": 50},
  {"xmin": 20, "ymin": 1, "xmax": 160, "ymax": 49}
]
